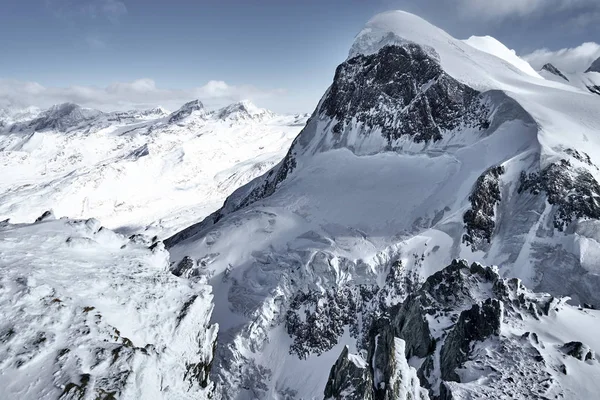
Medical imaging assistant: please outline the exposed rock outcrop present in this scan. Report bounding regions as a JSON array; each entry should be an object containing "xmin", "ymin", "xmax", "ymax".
[
  {"xmin": 585, "ymin": 57, "xmax": 600, "ymax": 74},
  {"xmin": 463, "ymin": 165, "xmax": 505, "ymax": 250},
  {"xmin": 168, "ymin": 99, "xmax": 204, "ymax": 123},
  {"xmin": 323, "ymin": 260, "xmax": 564, "ymax": 399},
  {"xmin": 541, "ymin": 63, "xmax": 569, "ymax": 81},
  {"xmin": 518, "ymin": 159, "xmax": 600, "ymax": 231}
]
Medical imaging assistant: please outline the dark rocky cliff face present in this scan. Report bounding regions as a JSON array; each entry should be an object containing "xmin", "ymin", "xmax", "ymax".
[
  {"xmin": 17, "ymin": 103, "xmax": 102, "ymax": 133},
  {"xmin": 518, "ymin": 159, "xmax": 600, "ymax": 231},
  {"xmin": 463, "ymin": 165, "xmax": 505, "ymax": 250},
  {"xmin": 541, "ymin": 63, "xmax": 569, "ymax": 81},
  {"xmin": 585, "ymin": 57, "xmax": 600, "ymax": 73},
  {"xmin": 324, "ymin": 346, "xmax": 374, "ymax": 400},
  {"xmin": 168, "ymin": 100, "xmax": 204, "ymax": 124},
  {"xmin": 321, "ymin": 44, "xmax": 489, "ymax": 144}
]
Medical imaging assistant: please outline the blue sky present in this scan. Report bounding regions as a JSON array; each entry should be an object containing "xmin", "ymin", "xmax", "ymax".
[{"xmin": 1, "ymin": 0, "xmax": 600, "ymax": 113}]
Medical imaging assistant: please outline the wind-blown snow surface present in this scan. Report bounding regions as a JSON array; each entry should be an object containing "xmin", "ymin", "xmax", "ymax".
[
  {"xmin": 0, "ymin": 101, "xmax": 307, "ymax": 238},
  {"xmin": 164, "ymin": 10, "xmax": 600, "ymax": 399},
  {"xmin": 0, "ymin": 216, "xmax": 218, "ymax": 399},
  {"xmin": 462, "ymin": 36, "xmax": 542, "ymax": 79}
]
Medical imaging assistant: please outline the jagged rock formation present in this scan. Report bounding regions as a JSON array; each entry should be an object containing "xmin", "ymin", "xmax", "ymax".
[
  {"xmin": 168, "ymin": 99, "xmax": 204, "ymax": 123},
  {"xmin": 324, "ymin": 346, "xmax": 374, "ymax": 400},
  {"xmin": 518, "ymin": 159, "xmax": 600, "ymax": 231},
  {"xmin": 286, "ymin": 284, "xmax": 378, "ymax": 359},
  {"xmin": 585, "ymin": 57, "xmax": 600, "ymax": 73},
  {"xmin": 541, "ymin": 63, "xmax": 569, "ymax": 81},
  {"xmin": 463, "ymin": 165, "xmax": 504, "ymax": 250},
  {"xmin": 321, "ymin": 44, "xmax": 489, "ymax": 143},
  {"xmin": 439, "ymin": 298, "xmax": 502, "ymax": 381},
  {"xmin": 323, "ymin": 260, "xmax": 600, "ymax": 399}
]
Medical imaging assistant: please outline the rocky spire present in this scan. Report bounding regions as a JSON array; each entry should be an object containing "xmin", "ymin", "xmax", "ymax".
[{"xmin": 585, "ymin": 56, "xmax": 600, "ymax": 73}]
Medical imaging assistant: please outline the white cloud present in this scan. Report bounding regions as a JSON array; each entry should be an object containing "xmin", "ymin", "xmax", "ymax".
[
  {"xmin": 0, "ymin": 79, "xmax": 287, "ymax": 112},
  {"xmin": 522, "ymin": 42, "xmax": 600, "ymax": 73},
  {"xmin": 457, "ymin": 0, "xmax": 600, "ymax": 22}
]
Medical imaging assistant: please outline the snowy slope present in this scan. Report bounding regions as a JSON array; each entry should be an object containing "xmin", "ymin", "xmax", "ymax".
[
  {"xmin": 539, "ymin": 62, "xmax": 600, "ymax": 96},
  {"xmin": 164, "ymin": 10, "xmax": 600, "ymax": 399},
  {"xmin": 0, "ymin": 214, "xmax": 217, "ymax": 399},
  {"xmin": 463, "ymin": 35, "xmax": 542, "ymax": 79},
  {"xmin": 0, "ymin": 101, "xmax": 307, "ymax": 238}
]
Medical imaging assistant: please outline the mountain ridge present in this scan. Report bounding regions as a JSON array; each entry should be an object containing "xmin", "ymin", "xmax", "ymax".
[{"xmin": 164, "ymin": 10, "xmax": 600, "ymax": 399}]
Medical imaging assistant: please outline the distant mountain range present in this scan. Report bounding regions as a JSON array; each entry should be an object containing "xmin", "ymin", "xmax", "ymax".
[{"xmin": 0, "ymin": 100, "xmax": 308, "ymax": 237}]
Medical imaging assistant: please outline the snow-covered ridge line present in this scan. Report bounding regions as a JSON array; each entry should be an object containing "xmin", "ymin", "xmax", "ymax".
[{"xmin": 1, "ymin": 99, "xmax": 297, "ymax": 134}]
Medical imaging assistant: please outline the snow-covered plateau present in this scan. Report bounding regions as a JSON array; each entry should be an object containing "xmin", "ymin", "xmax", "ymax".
[{"xmin": 3, "ymin": 9, "xmax": 600, "ymax": 400}]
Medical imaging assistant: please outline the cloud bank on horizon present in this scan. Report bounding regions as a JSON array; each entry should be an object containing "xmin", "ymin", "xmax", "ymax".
[
  {"xmin": 0, "ymin": 78, "xmax": 286, "ymax": 112},
  {"xmin": 522, "ymin": 42, "xmax": 600, "ymax": 73}
]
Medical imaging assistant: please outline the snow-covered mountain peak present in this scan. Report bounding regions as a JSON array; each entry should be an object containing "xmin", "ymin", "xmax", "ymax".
[
  {"xmin": 349, "ymin": 11, "xmax": 439, "ymax": 58},
  {"xmin": 539, "ymin": 61, "xmax": 600, "ymax": 96},
  {"xmin": 142, "ymin": 105, "xmax": 170, "ymax": 117},
  {"xmin": 348, "ymin": 11, "xmax": 551, "ymax": 93},
  {"xmin": 216, "ymin": 99, "xmax": 273, "ymax": 122},
  {"xmin": 168, "ymin": 99, "xmax": 205, "ymax": 123},
  {"xmin": 21, "ymin": 102, "xmax": 103, "ymax": 133},
  {"xmin": 45, "ymin": 102, "xmax": 100, "ymax": 118},
  {"xmin": 586, "ymin": 56, "xmax": 600, "ymax": 73}
]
